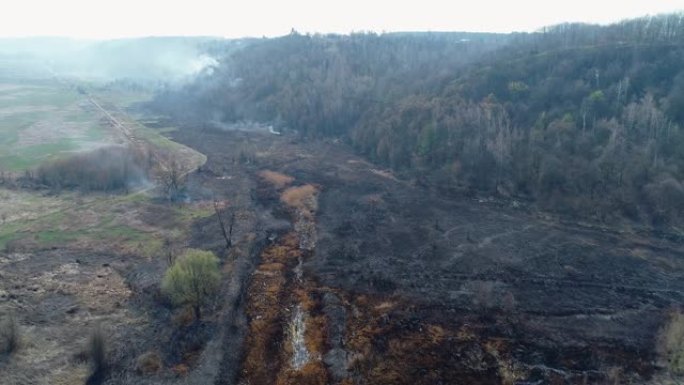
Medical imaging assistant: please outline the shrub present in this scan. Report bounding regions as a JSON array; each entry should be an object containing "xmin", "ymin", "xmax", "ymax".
[
  {"xmin": 135, "ymin": 351, "xmax": 162, "ymax": 375},
  {"xmin": 34, "ymin": 146, "xmax": 146, "ymax": 192},
  {"xmin": 162, "ymin": 249, "xmax": 221, "ymax": 321}
]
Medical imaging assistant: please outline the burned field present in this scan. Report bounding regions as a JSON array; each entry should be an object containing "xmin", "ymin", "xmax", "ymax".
[
  {"xmin": 2, "ymin": 112, "xmax": 683, "ymax": 385},
  {"xmin": 162, "ymin": 123, "xmax": 684, "ymax": 384}
]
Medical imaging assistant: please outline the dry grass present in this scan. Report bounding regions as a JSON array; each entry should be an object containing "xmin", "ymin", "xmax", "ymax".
[
  {"xmin": 260, "ymin": 262, "xmax": 286, "ymax": 272},
  {"xmin": 305, "ymin": 314, "xmax": 327, "ymax": 356},
  {"xmin": 281, "ymin": 185, "xmax": 318, "ymax": 213},
  {"xmin": 276, "ymin": 362, "xmax": 328, "ymax": 385},
  {"xmin": 658, "ymin": 310, "xmax": 684, "ymax": 375},
  {"xmin": 241, "ymin": 230, "xmax": 333, "ymax": 385},
  {"xmin": 259, "ymin": 170, "xmax": 295, "ymax": 189},
  {"xmin": 52, "ymin": 363, "xmax": 89, "ymax": 385},
  {"xmin": 241, "ymin": 233, "xmax": 303, "ymax": 385},
  {"xmin": 171, "ymin": 363, "xmax": 189, "ymax": 377},
  {"xmin": 484, "ymin": 339, "xmax": 522, "ymax": 385}
]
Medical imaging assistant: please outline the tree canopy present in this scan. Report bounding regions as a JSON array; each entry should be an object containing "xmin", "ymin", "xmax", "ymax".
[
  {"xmin": 161, "ymin": 249, "xmax": 221, "ymax": 320},
  {"xmin": 153, "ymin": 13, "xmax": 684, "ymax": 227}
]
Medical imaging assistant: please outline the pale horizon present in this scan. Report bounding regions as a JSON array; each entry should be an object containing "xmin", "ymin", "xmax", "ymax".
[{"xmin": 1, "ymin": 0, "xmax": 683, "ymax": 40}]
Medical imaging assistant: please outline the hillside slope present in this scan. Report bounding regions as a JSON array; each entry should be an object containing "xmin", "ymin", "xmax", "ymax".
[{"xmin": 153, "ymin": 13, "xmax": 684, "ymax": 228}]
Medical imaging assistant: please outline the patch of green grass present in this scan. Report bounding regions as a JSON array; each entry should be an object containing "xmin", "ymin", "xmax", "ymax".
[
  {"xmin": 174, "ymin": 204, "xmax": 214, "ymax": 222},
  {"xmin": 0, "ymin": 138, "xmax": 86, "ymax": 171},
  {"xmin": 134, "ymin": 124, "xmax": 184, "ymax": 151},
  {"xmin": 0, "ymin": 222, "xmax": 23, "ymax": 251},
  {"xmin": 35, "ymin": 229, "xmax": 86, "ymax": 244},
  {"xmin": 0, "ymin": 81, "xmax": 117, "ymax": 172},
  {"xmin": 126, "ymin": 236, "xmax": 164, "ymax": 259},
  {"xmin": 0, "ymin": 111, "xmax": 47, "ymax": 146}
]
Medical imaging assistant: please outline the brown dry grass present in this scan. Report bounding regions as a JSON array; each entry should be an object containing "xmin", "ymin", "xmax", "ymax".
[
  {"xmin": 260, "ymin": 262, "xmax": 286, "ymax": 272},
  {"xmin": 281, "ymin": 184, "xmax": 318, "ymax": 213},
  {"xmin": 259, "ymin": 170, "xmax": 295, "ymax": 189},
  {"xmin": 171, "ymin": 363, "xmax": 189, "ymax": 377},
  {"xmin": 276, "ymin": 362, "xmax": 328, "ymax": 385},
  {"xmin": 295, "ymin": 288, "xmax": 316, "ymax": 312},
  {"xmin": 241, "ymin": 232, "xmax": 303, "ymax": 385},
  {"xmin": 305, "ymin": 315, "xmax": 327, "ymax": 356},
  {"xmin": 135, "ymin": 351, "xmax": 162, "ymax": 375},
  {"xmin": 172, "ymin": 306, "xmax": 195, "ymax": 328}
]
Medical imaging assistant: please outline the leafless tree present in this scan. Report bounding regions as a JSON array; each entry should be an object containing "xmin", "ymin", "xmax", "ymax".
[
  {"xmin": 163, "ymin": 236, "xmax": 177, "ymax": 267},
  {"xmin": 214, "ymin": 200, "xmax": 235, "ymax": 250},
  {"xmin": 159, "ymin": 160, "xmax": 185, "ymax": 201}
]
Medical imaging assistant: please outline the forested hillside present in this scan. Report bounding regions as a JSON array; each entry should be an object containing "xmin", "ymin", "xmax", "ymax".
[{"xmin": 153, "ymin": 13, "xmax": 684, "ymax": 227}]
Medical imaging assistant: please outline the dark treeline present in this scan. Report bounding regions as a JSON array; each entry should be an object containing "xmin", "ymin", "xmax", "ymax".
[{"xmin": 153, "ymin": 13, "xmax": 684, "ymax": 226}]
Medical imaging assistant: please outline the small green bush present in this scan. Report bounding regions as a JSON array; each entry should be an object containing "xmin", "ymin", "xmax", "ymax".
[{"xmin": 162, "ymin": 249, "xmax": 221, "ymax": 321}]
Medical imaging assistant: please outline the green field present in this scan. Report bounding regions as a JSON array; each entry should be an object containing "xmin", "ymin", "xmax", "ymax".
[
  {"xmin": 0, "ymin": 79, "xmax": 207, "ymax": 254},
  {"xmin": 0, "ymin": 81, "xmax": 118, "ymax": 172}
]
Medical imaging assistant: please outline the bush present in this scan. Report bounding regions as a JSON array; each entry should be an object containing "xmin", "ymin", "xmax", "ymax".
[
  {"xmin": 34, "ymin": 146, "xmax": 146, "ymax": 192},
  {"xmin": 162, "ymin": 249, "xmax": 221, "ymax": 321},
  {"xmin": 135, "ymin": 351, "xmax": 162, "ymax": 375},
  {"xmin": 0, "ymin": 314, "xmax": 19, "ymax": 355}
]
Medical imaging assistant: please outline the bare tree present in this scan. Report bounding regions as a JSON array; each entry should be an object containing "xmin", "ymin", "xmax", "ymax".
[
  {"xmin": 159, "ymin": 160, "xmax": 185, "ymax": 201},
  {"xmin": 163, "ymin": 236, "xmax": 176, "ymax": 267},
  {"xmin": 214, "ymin": 200, "xmax": 235, "ymax": 249}
]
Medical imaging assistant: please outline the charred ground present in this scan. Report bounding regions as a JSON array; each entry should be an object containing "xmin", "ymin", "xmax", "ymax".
[
  {"xmin": 159, "ymin": 120, "xmax": 684, "ymax": 384},
  {"xmin": 3, "ymin": 102, "xmax": 683, "ymax": 384}
]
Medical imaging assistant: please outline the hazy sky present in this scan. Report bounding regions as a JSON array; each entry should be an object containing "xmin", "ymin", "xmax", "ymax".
[{"xmin": 2, "ymin": 0, "xmax": 683, "ymax": 38}]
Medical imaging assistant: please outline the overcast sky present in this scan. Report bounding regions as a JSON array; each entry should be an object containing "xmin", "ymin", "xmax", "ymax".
[{"xmin": 1, "ymin": 0, "xmax": 684, "ymax": 39}]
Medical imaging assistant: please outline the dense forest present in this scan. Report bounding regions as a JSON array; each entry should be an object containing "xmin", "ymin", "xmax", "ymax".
[{"xmin": 154, "ymin": 13, "xmax": 684, "ymax": 227}]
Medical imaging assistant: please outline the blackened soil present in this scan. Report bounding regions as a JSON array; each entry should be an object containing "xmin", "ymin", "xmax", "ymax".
[{"xmin": 166, "ymin": 125, "xmax": 684, "ymax": 384}]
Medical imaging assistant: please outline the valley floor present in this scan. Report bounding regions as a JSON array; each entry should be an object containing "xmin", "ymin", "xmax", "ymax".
[{"xmin": 3, "ymin": 104, "xmax": 684, "ymax": 384}]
